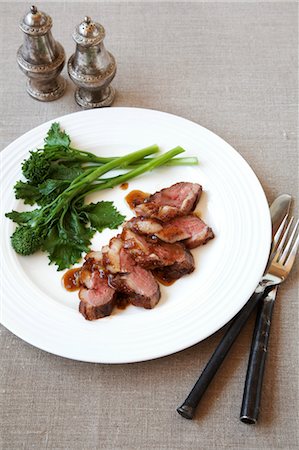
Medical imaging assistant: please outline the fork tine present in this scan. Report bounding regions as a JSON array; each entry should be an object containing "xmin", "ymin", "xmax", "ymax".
[
  {"xmin": 278, "ymin": 217, "xmax": 297, "ymax": 264},
  {"xmin": 280, "ymin": 218, "xmax": 299, "ymax": 264},
  {"xmin": 273, "ymin": 216, "xmax": 294, "ymax": 263},
  {"xmin": 283, "ymin": 219, "xmax": 299, "ymax": 270},
  {"xmin": 271, "ymin": 214, "xmax": 289, "ymax": 255}
]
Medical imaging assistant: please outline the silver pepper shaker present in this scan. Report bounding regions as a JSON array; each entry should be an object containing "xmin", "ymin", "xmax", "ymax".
[
  {"xmin": 68, "ymin": 16, "xmax": 116, "ymax": 109},
  {"xmin": 17, "ymin": 5, "xmax": 66, "ymax": 101}
]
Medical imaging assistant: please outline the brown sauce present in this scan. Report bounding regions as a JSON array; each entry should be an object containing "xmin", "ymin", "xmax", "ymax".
[
  {"xmin": 120, "ymin": 182, "xmax": 129, "ymax": 190},
  {"xmin": 192, "ymin": 210, "xmax": 201, "ymax": 218},
  {"xmin": 62, "ymin": 267, "xmax": 82, "ymax": 291},
  {"xmin": 154, "ymin": 274, "xmax": 176, "ymax": 286},
  {"xmin": 125, "ymin": 190, "xmax": 150, "ymax": 210}
]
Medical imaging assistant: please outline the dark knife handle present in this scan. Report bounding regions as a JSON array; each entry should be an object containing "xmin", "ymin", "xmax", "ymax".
[
  {"xmin": 177, "ymin": 289, "xmax": 270, "ymax": 420},
  {"xmin": 240, "ymin": 288, "xmax": 276, "ymax": 424}
]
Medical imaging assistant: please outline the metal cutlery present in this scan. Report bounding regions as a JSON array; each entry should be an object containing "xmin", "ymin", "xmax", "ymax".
[
  {"xmin": 239, "ymin": 194, "xmax": 292, "ymax": 424},
  {"xmin": 177, "ymin": 214, "xmax": 299, "ymax": 420},
  {"xmin": 240, "ymin": 286, "xmax": 278, "ymax": 424},
  {"xmin": 269, "ymin": 194, "xmax": 292, "ymax": 238}
]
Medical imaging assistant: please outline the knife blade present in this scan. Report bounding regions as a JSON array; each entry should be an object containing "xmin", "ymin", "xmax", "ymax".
[
  {"xmin": 176, "ymin": 194, "xmax": 292, "ymax": 420},
  {"xmin": 270, "ymin": 194, "xmax": 292, "ymax": 238},
  {"xmin": 239, "ymin": 194, "xmax": 292, "ymax": 424}
]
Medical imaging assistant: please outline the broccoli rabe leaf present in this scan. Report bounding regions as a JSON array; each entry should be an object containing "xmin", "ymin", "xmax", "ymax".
[
  {"xmin": 38, "ymin": 179, "xmax": 68, "ymax": 196},
  {"xmin": 44, "ymin": 122, "xmax": 70, "ymax": 149},
  {"xmin": 36, "ymin": 180, "xmax": 70, "ymax": 206},
  {"xmin": 80, "ymin": 201, "xmax": 126, "ymax": 232},
  {"xmin": 5, "ymin": 209, "xmax": 40, "ymax": 225},
  {"xmin": 43, "ymin": 226, "xmax": 91, "ymax": 270},
  {"xmin": 14, "ymin": 180, "xmax": 42, "ymax": 205},
  {"xmin": 13, "ymin": 179, "xmax": 69, "ymax": 206},
  {"xmin": 67, "ymin": 209, "xmax": 96, "ymax": 244},
  {"xmin": 6, "ymin": 201, "xmax": 125, "ymax": 269},
  {"xmin": 48, "ymin": 164, "xmax": 84, "ymax": 181},
  {"xmin": 42, "ymin": 210, "xmax": 94, "ymax": 270}
]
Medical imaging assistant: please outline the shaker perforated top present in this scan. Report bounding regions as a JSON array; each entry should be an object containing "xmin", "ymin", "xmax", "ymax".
[{"xmin": 73, "ymin": 16, "xmax": 105, "ymax": 46}]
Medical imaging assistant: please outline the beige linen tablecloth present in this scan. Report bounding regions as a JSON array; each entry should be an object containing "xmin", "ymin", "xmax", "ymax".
[{"xmin": 0, "ymin": 2, "xmax": 298, "ymax": 449}]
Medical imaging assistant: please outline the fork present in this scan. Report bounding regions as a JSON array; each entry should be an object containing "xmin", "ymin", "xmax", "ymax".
[{"xmin": 177, "ymin": 216, "xmax": 299, "ymax": 420}]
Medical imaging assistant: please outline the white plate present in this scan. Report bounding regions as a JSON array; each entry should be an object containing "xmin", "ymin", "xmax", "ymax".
[{"xmin": 0, "ymin": 108, "xmax": 271, "ymax": 363}]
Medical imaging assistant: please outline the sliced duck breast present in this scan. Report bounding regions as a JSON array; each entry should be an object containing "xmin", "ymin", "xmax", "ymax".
[
  {"xmin": 79, "ymin": 270, "xmax": 117, "ymax": 320},
  {"xmin": 122, "ymin": 228, "xmax": 195, "ymax": 274},
  {"xmin": 124, "ymin": 214, "xmax": 214, "ymax": 248},
  {"xmin": 153, "ymin": 254, "xmax": 195, "ymax": 283},
  {"xmin": 134, "ymin": 182, "xmax": 202, "ymax": 221},
  {"xmin": 124, "ymin": 216, "xmax": 163, "ymax": 235},
  {"xmin": 108, "ymin": 248, "xmax": 161, "ymax": 309},
  {"xmin": 102, "ymin": 236, "xmax": 123, "ymax": 273},
  {"xmin": 155, "ymin": 215, "xmax": 214, "ymax": 248}
]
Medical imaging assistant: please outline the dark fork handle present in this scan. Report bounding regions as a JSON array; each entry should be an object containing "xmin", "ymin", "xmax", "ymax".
[
  {"xmin": 177, "ymin": 289, "xmax": 270, "ymax": 420},
  {"xmin": 239, "ymin": 288, "xmax": 277, "ymax": 424}
]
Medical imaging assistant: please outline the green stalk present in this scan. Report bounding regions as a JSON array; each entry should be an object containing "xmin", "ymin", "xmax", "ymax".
[
  {"xmin": 42, "ymin": 144, "xmax": 160, "ymax": 221},
  {"xmin": 68, "ymin": 146, "xmax": 116, "ymax": 163},
  {"xmin": 46, "ymin": 145, "xmax": 116, "ymax": 164},
  {"xmin": 30, "ymin": 145, "xmax": 188, "ymax": 230},
  {"xmin": 65, "ymin": 144, "xmax": 160, "ymax": 195},
  {"xmin": 76, "ymin": 146, "xmax": 185, "ymax": 201},
  {"xmin": 44, "ymin": 145, "xmax": 160, "ymax": 166},
  {"xmin": 63, "ymin": 146, "xmax": 197, "ymax": 167},
  {"xmin": 127, "ymin": 156, "xmax": 199, "ymax": 167},
  {"xmin": 76, "ymin": 156, "xmax": 198, "ymax": 169},
  {"xmin": 68, "ymin": 145, "xmax": 161, "ymax": 165}
]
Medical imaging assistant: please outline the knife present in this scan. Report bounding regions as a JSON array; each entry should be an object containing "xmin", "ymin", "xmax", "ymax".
[
  {"xmin": 240, "ymin": 287, "xmax": 278, "ymax": 424},
  {"xmin": 269, "ymin": 194, "xmax": 292, "ymax": 240},
  {"xmin": 240, "ymin": 194, "xmax": 292, "ymax": 424},
  {"xmin": 176, "ymin": 194, "xmax": 292, "ymax": 420}
]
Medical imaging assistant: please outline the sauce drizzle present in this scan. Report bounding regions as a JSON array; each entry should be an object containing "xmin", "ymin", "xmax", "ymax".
[
  {"xmin": 154, "ymin": 274, "xmax": 176, "ymax": 286},
  {"xmin": 62, "ymin": 268, "xmax": 82, "ymax": 292},
  {"xmin": 125, "ymin": 190, "xmax": 150, "ymax": 210}
]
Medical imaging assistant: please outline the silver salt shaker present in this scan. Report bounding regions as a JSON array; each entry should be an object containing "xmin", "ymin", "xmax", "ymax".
[
  {"xmin": 17, "ymin": 5, "xmax": 66, "ymax": 101},
  {"xmin": 68, "ymin": 16, "xmax": 116, "ymax": 109}
]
